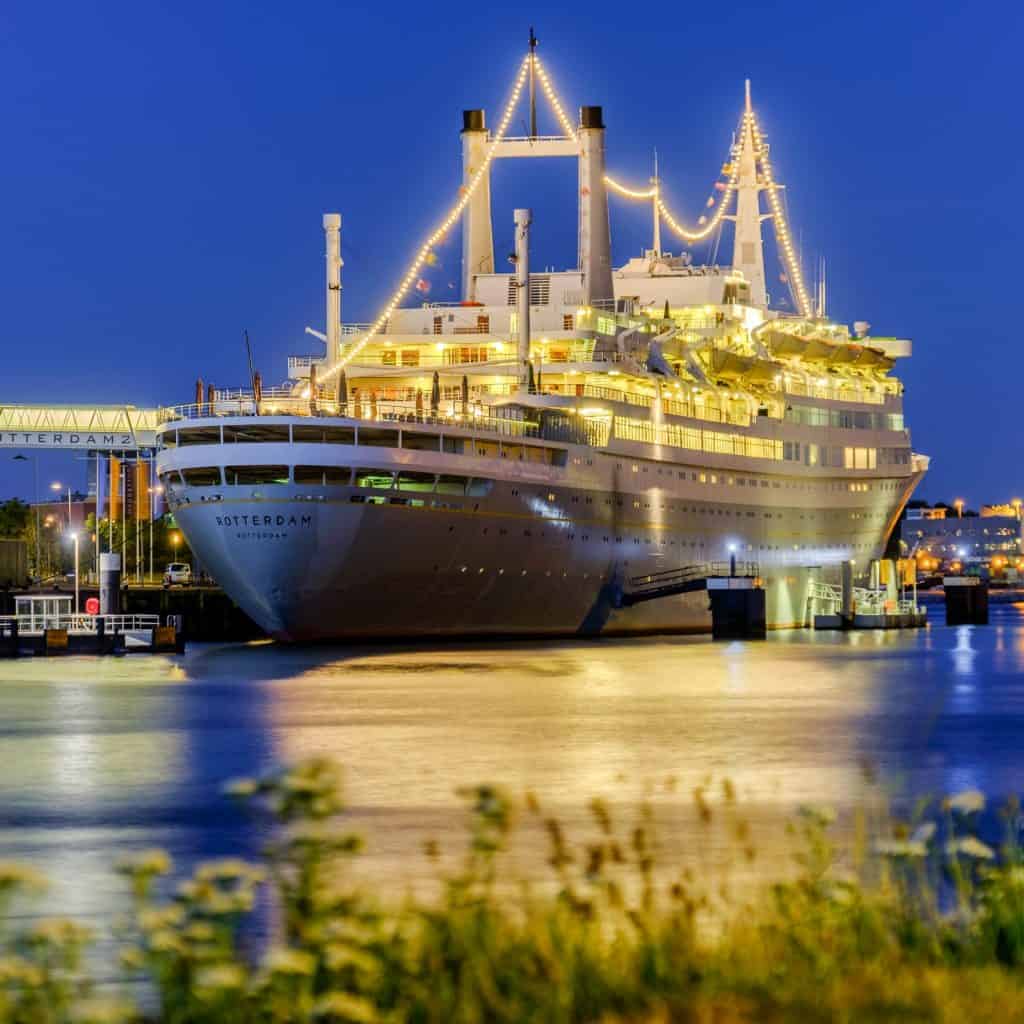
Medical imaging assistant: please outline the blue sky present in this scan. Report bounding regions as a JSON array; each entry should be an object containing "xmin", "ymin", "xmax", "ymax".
[{"xmin": 0, "ymin": 0, "xmax": 1019, "ymax": 504}]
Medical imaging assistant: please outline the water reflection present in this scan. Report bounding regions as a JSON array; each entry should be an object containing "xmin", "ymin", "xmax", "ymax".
[{"xmin": 0, "ymin": 608, "xmax": 1021, "ymax": 922}]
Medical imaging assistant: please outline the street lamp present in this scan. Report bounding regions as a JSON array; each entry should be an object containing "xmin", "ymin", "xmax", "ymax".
[
  {"xmin": 67, "ymin": 531, "xmax": 80, "ymax": 614},
  {"xmin": 147, "ymin": 484, "xmax": 164, "ymax": 585}
]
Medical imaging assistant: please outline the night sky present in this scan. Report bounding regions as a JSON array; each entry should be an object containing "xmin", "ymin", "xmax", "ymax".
[{"xmin": 1, "ymin": 0, "xmax": 1017, "ymax": 504}]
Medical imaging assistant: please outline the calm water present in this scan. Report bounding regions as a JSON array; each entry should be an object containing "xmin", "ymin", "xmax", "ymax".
[{"xmin": 1, "ymin": 605, "xmax": 1023, "ymax": 925}]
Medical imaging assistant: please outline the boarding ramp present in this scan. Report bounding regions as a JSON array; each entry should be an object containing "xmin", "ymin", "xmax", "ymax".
[{"xmin": 619, "ymin": 561, "xmax": 760, "ymax": 606}]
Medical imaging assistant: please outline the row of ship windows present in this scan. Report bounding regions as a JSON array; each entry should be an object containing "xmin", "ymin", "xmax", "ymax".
[
  {"xmin": 161, "ymin": 466, "xmax": 493, "ymax": 495},
  {"xmin": 614, "ymin": 462, "xmax": 904, "ymax": 495},
  {"xmin": 781, "ymin": 442, "xmax": 911, "ymax": 470},
  {"xmin": 162, "ymin": 425, "xmax": 568, "ymax": 466},
  {"xmin": 783, "ymin": 406, "xmax": 905, "ymax": 432},
  {"xmin": 166, "ymin": 467, "xmax": 888, "ymax": 527}
]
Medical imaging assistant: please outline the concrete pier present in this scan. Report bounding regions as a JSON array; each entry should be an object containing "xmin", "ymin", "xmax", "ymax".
[
  {"xmin": 707, "ymin": 577, "xmax": 766, "ymax": 639},
  {"xmin": 944, "ymin": 577, "xmax": 989, "ymax": 626}
]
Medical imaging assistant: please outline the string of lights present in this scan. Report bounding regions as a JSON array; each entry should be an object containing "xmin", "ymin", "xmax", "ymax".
[
  {"xmin": 605, "ymin": 175, "xmax": 657, "ymax": 200},
  {"xmin": 750, "ymin": 113, "xmax": 812, "ymax": 317},
  {"xmin": 532, "ymin": 54, "xmax": 576, "ymax": 140},
  {"xmin": 322, "ymin": 55, "xmax": 532, "ymax": 381}
]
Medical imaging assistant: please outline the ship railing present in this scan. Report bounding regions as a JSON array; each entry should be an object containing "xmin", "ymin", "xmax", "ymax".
[
  {"xmin": 158, "ymin": 398, "xmax": 544, "ymax": 440},
  {"xmin": 781, "ymin": 380, "xmax": 890, "ymax": 406},
  {"xmin": 0, "ymin": 613, "xmax": 161, "ymax": 636}
]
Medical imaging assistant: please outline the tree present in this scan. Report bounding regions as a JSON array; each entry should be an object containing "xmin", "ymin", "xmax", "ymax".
[{"xmin": 0, "ymin": 499, "xmax": 30, "ymax": 539}]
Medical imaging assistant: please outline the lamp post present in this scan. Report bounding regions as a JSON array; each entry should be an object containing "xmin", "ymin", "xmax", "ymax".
[
  {"xmin": 12, "ymin": 455, "xmax": 40, "ymax": 584},
  {"xmin": 147, "ymin": 485, "xmax": 163, "ymax": 585},
  {"xmin": 68, "ymin": 531, "xmax": 80, "ymax": 614},
  {"xmin": 51, "ymin": 481, "xmax": 72, "ymax": 528}
]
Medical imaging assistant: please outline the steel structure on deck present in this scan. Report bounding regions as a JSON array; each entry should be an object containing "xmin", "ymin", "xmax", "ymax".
[{"xmin": 0, "ymin": 405, "xmax": 159, "ymax": 450}]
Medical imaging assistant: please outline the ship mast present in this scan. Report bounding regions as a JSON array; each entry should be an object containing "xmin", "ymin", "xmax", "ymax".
[
  {"xmin": 730, "ymin": 80, "xmax": 769, "ymax": 308},
  {"xmin": 528, "ymin": 27, "xmax": 538, "ymax": 138}
]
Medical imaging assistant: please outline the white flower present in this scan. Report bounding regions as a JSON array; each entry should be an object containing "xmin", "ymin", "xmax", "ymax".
[
  {"xmin": 874, "ymin": 839, "xmax": 928, "ymax": 858},
  {"xmin": 947, "ymin": 789, "xmax": 985, "ymax": 814},
  {"xmin": 945, "ymin": 837, "xmax": 995, "ymax": 860},
  {"xmin": 911, "ymin": 822, "xmax": 936, "ymax": 844}
]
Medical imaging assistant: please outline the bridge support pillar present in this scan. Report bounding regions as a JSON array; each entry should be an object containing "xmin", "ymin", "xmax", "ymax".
[{"xmin": 707, "ymin": 578, "xmax": 766, "ymax": 640}]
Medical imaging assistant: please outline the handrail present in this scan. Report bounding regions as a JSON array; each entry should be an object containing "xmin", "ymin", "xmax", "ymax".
[
  {"xmin": 629, "ymin": 561, "xmax": 759, "ymax": 589},
  {"xmin": 0, "ymin": 613, "xmax": 161, "ymax": 634}
]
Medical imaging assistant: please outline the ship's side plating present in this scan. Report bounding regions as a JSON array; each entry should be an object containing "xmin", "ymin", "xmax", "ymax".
[{"xmin": 156, "ymin": 415, "xmax": 924, "ymax": 641}]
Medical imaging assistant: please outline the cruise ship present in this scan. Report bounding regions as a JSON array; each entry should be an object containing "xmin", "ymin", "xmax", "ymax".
[{"xmin": 155, "ymin": 52, "xmax": 926, "ymax": 641}]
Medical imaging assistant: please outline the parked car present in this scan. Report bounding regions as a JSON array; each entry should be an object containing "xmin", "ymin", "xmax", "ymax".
[{"xmin": 163, "ymin": 563, "xmax": 192, "ymax": 588}]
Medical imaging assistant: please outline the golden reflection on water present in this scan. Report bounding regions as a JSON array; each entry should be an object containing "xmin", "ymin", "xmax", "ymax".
[{"xmin": 0, "ymin": 611, "xmax": 1022, "ymax": 918}]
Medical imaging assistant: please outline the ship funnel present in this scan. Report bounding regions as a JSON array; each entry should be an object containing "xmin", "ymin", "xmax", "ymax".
[
  {"xmin": 323, "ymin": 213, "xmax": 342, "ymax": 361},
  {"xmin": 577, "ymin": 105, "xmax": 613, "ymax": 306},
  {"xmin": 461, "ymin": 109, "xmax": 494, "ymax": 301},
  {"xmin": 514, "ymin": 208, "xmax": 532, "ymax": 392}
]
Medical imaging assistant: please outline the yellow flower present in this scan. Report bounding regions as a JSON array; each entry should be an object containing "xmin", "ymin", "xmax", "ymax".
[
  {"xmin": 0, "ymin": 862, "xmax": 47, "ymax": 892},
  {"xmin": 67, "ymin": 997, "xmax": 137, "ymax": 1023},
  {"xmin": 116, "ymin": 849, "xmax": 172, "ymax": 878},
  {"xmin": 265, "ymin": 948, "xmax": 316, "ymax": 976},
  {"xmin": 313, "ymin": 992, "xmax": 378, "ymax": 1022},
  {"xmin": 195, "ymin": 963, "xmax": 247, "ymax": 992}
]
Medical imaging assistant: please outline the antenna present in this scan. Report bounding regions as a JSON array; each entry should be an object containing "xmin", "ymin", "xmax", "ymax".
[
  {"xmin": 528, "ymin": 27, "xmax": 538, "ymax": 138},
  {"xmin": 651, "ymin": 149, "xmax": 661, "ymax": 256},
  {"xmin": 244, "ymin": 329, "xmax": 256, "ymax": 390}
]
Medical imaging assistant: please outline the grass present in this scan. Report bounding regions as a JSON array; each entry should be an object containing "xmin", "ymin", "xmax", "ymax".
[{"xmin": 0, "ymin": 760, "xmax": 1022, "ymax": 1021}]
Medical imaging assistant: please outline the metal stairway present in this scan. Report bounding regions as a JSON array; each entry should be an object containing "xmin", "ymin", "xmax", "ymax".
[{"xmin": 619, "ymin": 561, "xmax": 760, "ymax": 606}]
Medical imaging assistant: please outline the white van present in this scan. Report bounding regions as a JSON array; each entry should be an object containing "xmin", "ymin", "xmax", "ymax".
[{"xmin": 163, "ymin": 563, "xmax": 192, "ymax": 588}]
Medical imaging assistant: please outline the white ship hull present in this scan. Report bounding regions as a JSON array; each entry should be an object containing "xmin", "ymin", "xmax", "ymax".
[{"xmin": 158, "ymin": 418, "xmax": 924, "ymax": 642}]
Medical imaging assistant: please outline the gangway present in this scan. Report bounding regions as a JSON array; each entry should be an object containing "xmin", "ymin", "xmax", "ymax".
[{"xmin": 619, "ymin": 561, "xmax": 760, "ymax": 606}]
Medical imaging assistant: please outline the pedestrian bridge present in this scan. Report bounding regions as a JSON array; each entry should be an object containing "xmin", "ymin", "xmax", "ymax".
[{"xmin": 0, "ymin": 405, "xmax": 160, "ymax": 450}]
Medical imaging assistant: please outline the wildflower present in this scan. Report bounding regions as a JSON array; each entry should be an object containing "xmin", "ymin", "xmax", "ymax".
[
  {"xmin": 148, "ymin": 929, "xmax": 185, "ymax": 955},
  {"xmin": 0, "ymin": 861, "xmax": 47, "ymax": 893},
  {"xmin": 265, "ymin": 948, "xmax": 316, "ymax": 976},
  {"xmin": 313, "ymin": 991, "xmax": 379, "ymax": 1022},
  {"xmin": 224, "ymin": 777, "xmax": 259, "ymax": 799},
  {"xmin": 945, "ymin": 837, "xmax": 995, "ymax": 860},
  {"xmin": 0, "ymin": 955, "xmax": 44, "ymax": 986},
  {"xmin": 874, "ymin": 839, "xmax": 928, "ymax": 858},
  {"xmin": 184, "ymin": 921, "xmax": 217, "ymax": 943},
  {"xmin": 195, "ymin": 859, "xmax": 265, "ymax": 885},
  {"xmin": 324, "ymin": 943, "xmax": 380, "ymax": 975},
  {"xmin": 911, "ymin": 822, "xmax": 937, "ymax": 844},
  {"xmin": 138, "ymin": 905, "xmax": 185, "ymax": 932},
  {"xmin": 195, "ymin": 963, "xmax": 247, "ymax": 992},
  {"xmin": 67, "ymin": 997, "xmax": 137, "ymax": 1023},
  {"xmin": 946, "ymin": 789, "xmax": 985, "ymax": 815},
  {"xmin": 118, "ymin": 945, "xmax": 145, "ymax": 972},
  {"xmin": 798, "ymin": 804, "xmax": 837, "ymax": 828},
  {"xmin": 116, "ymin": 849, "xmax": 172, "ymax": 878},
  {"xmin": 28, "ymin": 918, "xmax": 94, "ymax": 947}
]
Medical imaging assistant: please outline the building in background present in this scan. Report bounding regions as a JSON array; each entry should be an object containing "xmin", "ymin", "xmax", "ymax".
[{"xmin": 905, "ymin": 505, "xmax": 1022, "ymax": 566}]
